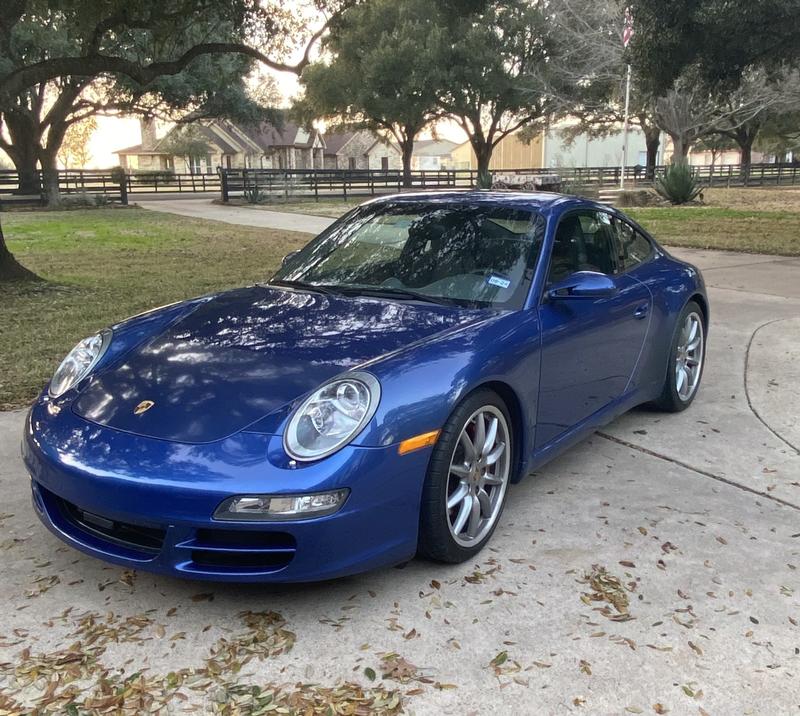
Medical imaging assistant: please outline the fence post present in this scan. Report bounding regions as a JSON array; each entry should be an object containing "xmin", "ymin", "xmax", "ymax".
[
  {"xmin": 219, "ymin": 168, "xmax": 229, "ymax": 202},
  {"xmin": 119, "ymin": 173, "xmax": 128, "ymax": 205}
]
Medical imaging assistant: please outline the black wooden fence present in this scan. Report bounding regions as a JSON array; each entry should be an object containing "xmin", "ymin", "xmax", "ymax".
[
  {"xmin": 218, "ymin": 167, "xmax": 467, "ymax": 202},
  {"xmin": 1, "ymin": 163, "xmax": 798, "ymax": 206},
  {"xmin": 0, "ymin": 168, "xmax": 222, "ymax": 205},
  {"xmin": 219, "ymin": 162, "xmax": 800, "ymax": 202}
]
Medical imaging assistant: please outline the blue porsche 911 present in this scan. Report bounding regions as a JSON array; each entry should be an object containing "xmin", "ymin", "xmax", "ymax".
[{"xmin": 23, "ymin": 191, "xmax": 708, "ymax": 582}]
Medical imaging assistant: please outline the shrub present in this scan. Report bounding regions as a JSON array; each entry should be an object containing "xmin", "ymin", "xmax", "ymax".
[
  {"xmin": 616, "ymin": 189, "xmax": 660, "ymax": 207},
  {"xmin": 654, "ymin": 162, "xmax": 703, "ymax": 205},
  {"xmin": 109, "ymin": 166, "xmax": 127, "ymax": 184},
  {"xmin": 244, "ymin": 184, "xmax": 267, "ymax": 204},
  {"xmin": 59, "ymin": 192, "xmax": 97, "ymax": 208},
  {"xmin": 58, "ymin": 192, "xmax": 115, "ymax": 208},
  {"xmin": 132, "ymin": 169, "xmax": 175, "ymax": 184}
]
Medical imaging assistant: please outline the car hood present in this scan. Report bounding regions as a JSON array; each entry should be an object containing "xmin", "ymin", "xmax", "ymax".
[{"xmin": 73, "ymin": 285, "xmax": 484, "ymax": 443}]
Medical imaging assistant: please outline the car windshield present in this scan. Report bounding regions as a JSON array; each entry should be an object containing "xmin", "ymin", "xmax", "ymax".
[{"xmin": 271, "ymin": 201, "xmax": 545, "ymax": 309}]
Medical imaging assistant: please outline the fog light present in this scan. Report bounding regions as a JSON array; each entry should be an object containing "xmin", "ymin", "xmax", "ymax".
[{"xmin": 214, "ymin": 490, "xmax": 349, "ymax": 521}]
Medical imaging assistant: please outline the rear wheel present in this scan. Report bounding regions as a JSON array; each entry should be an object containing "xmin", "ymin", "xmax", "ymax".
[
  {"xmin": 418, "ymin": 389, "xmax": 512, "ymax": 563},
  {"xmin": 653, "ymin": 301, "xmax": 705, "ymax": 412}
]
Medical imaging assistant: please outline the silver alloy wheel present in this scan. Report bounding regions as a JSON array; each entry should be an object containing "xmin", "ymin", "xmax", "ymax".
[
  {"xmin": 446, "ymin": 405, "xmax": 511, "ymax": 547},
  {"xmin": 675, "ymin": 311, "xmax": 704, "ymax": 402}
]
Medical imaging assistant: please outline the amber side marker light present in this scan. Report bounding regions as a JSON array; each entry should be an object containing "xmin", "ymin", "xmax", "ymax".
[{"xmin": 398, "ymin": 430, "xmax": 441, "ymax": 455}]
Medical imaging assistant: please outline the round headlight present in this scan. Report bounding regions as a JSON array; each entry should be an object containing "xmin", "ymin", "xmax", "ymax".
[
  {"xmin": 48, "ymin": 330, "xmax": 111, "ymax": 398},
  {"xmin": 284, "ymin": 372, "xmax": 381, "ymax": 461}
]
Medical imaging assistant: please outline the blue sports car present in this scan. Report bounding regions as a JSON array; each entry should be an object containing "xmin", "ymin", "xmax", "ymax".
[{"xmin": 23, "ymin": 191, "xmax": 708, "ymax": 582}]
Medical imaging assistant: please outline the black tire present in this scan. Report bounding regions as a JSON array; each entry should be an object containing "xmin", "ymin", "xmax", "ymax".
[
  {"xmin": 418, "ymin": 388, "xmax": 513, "ymax": 563},
  {"xmin": 652, "ymin": 300, "xmax": 706, "ymax": 412}
]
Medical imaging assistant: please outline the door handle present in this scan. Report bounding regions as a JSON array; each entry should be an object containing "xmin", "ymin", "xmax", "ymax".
[{"xmin": 634, "ymin": 303, "xmax": 649, "ymax": 319}]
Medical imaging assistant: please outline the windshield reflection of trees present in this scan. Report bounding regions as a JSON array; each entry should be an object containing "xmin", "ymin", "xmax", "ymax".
[{"xmin": 277, "ymin": 203, "xmax": 543, "ymax": 308}]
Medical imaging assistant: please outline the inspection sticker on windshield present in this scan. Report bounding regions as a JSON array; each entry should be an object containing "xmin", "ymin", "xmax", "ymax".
[{"xmin": 487, "ymin": 274, "xmax": 511, "ymax": 289}]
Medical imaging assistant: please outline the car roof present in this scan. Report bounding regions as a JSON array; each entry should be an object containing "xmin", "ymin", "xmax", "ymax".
[{"xmin": 361, "ymin": 190, "xmax": 607, "ymax": 215}]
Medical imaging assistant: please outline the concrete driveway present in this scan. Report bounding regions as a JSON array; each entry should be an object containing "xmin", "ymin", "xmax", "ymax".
[
  {"xmin": 0, "ymin": 242, "xmax": 798, "ymax": 714},
  {"xmin": 138, "ymin": 197, "xmax": 336, "ymax": 235}
]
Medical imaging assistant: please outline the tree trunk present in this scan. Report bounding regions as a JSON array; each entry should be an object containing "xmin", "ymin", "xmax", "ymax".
[
  {"xmin": 16, "ymin": 162, "xmax": 40, "ymax": 195},
  {"xmin": 40, "ymin": 152, "xmax": 61, "ymax": 207},
  {"xmin": 0, "ymin": 217, "xmax": 40, "ymax": 283},
  {"xmin": 670, "ymin": 135, "xmax": 690, "ymax": 164},
  {"xmin": 400, "ymin": 140, "xmax": 414, "ymax": 188},
  {"xmin": 644, "ymin": 130, "xmax": 660, "ymax": 180},
  {"xmin": 6, "ymin": 144, "xmax": 41, "ymax": 195},
  {"xmin": 474, "ymin": 143, "xmax": 493, "ymax": 188},
  {"xmin": 739, "ymin": 141, "xmax": 753, "ymax": 176}
]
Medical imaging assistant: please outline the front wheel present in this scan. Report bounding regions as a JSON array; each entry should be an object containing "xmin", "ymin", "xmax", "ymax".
[
  {"xmin": 418, "ymin": 389, "xmax": 512, "ymax": 563},
  {"xmin": 653, "ymin": 301, "xmax": 706, "ymax": 412}
]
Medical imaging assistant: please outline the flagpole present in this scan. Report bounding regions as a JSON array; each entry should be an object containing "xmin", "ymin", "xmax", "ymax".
[{"xmin": 620, "ymin": 62, "xmax": 631, "ymax": 190}]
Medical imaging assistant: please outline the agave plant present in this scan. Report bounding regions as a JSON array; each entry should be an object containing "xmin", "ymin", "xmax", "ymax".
[
  {"xmin": 654, "ymin": 162, "xmax": 703, "ymax": 205},
  {"xmin": 243, "ymin": 183, "xmax": 267, "ymax": 204}
]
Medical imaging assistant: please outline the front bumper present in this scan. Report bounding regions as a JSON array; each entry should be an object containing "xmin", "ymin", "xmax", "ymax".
[{"xmin": 23, "ymin": 400, "xmax": 430, "ymax": 582}]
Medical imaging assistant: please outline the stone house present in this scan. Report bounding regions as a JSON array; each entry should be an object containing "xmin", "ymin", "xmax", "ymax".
[
  {"xmin": 322, "ymin": 131, "xmax": 402, "ymax": 170},
  {"xmin": 410, "ymin": 140, "xmax": 460, "ymax": 170},
  {"xmin": 115, "ymin": 117, "xmax": 326, "ymax": 173}
]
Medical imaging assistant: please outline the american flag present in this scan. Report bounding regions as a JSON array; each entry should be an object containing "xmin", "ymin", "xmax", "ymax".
[{"xmin": 622, "ymin": 7, "xmax": 634, "ymax": 48}]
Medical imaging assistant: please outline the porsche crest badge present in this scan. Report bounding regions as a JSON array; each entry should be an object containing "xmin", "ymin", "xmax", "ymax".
[{"xmin": 133, "ymin": 400, "xmax": 155, "ymax": 416}]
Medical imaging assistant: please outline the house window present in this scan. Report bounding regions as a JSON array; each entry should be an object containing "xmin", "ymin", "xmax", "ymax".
[
  {"xmin": 381, "ymin": 156, "xmax": 389, "ymax": 171},
  {"xmin": 348, "ymin": 157, "xmax": 356, "ymax": 170},
  {"xmin": 188, "ymin": 155, "xmax": 209, "ymax": 174}
]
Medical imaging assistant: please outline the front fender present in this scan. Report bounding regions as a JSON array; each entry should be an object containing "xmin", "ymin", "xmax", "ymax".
[{"xmin": 360, "ymin": 310, "xmax": 540, "ymax": 463}]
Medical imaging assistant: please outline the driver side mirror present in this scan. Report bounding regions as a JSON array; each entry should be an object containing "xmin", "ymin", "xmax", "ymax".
[
  {"xmin": 547, "ymin": 271, "xmax": 618, "ymax": 300},
  {"xmin": 281, "ymin": 250, "xmax": 301, "ymax": 268}
]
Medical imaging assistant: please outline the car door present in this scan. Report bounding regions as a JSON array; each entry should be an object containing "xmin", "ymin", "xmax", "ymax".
[{"xmin": 535, "ymin": 209, "xmax": 652, "ymax": 449}]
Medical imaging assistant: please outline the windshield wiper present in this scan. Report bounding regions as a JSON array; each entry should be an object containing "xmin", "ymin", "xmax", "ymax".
[
  {"xmin": 269, "ymin": 279, "xmax": 343, "ymax": 296},
  {"xmin": 335, "ymin": 286, "xmax": 455, "ymax": 306}
]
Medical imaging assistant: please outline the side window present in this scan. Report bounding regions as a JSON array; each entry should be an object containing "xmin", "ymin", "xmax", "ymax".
[
  {"xmin": 548, "ymin": 210, "xmax": 619, "ymax": 283},
  {"xmin": 614, "ymin": 219, "xmax": 653, "ymax": 271}
]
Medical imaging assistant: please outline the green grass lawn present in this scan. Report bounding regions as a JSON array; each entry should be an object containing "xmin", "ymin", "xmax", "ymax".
[
  {"xmin": 0, "ymin": 207, "xmax": 309, "ymax": 409},
  {"xmin": 625, "ymin": 205, "xmax": 800, "ymax": 256}
]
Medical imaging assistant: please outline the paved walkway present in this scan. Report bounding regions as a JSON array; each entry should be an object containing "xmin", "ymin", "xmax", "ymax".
[{"xmin": 137, "ymin": 197, "xmax": 335, "ymax": 235}]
